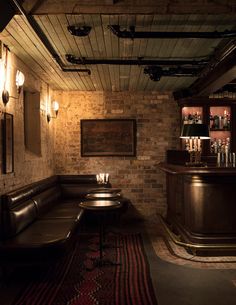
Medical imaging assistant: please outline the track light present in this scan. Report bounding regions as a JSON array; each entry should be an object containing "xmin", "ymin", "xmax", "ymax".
[{"xmin": 67, "ymin": 25, "xmax": 92, "ymax": 37}]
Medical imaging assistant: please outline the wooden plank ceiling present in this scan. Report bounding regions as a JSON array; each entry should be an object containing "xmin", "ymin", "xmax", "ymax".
[{"xmin": 0, "ymin": 0, "xmax": 235, "ymax": 92}]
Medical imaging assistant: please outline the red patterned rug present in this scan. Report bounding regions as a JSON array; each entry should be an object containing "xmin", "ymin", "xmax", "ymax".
[{"xmin": 12, "ymin": 233, "xmax": 158, "ymax": 305}]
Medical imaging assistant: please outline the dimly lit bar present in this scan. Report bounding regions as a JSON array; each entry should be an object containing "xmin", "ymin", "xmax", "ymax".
[{"xmin": 0, "ymin": 1, "xmax": 236, "ymax": 305}]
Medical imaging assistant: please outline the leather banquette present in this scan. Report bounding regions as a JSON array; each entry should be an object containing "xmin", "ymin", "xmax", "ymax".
[{"xmin": 0, "ymin": 175, "xmax": 101, "ymax": 262}]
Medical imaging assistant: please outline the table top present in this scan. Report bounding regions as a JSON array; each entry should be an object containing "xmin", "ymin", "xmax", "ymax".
[
  {"xmin": 89, "ymin": 187, "xmax": 122, "ymax": 194},
  {"xmin": 86, "ymin": 192, "xmax": 121, "ymax": 200},
  {"xmin": 79, "ymin": 200, "xmax": 122, "ymax": 211}
]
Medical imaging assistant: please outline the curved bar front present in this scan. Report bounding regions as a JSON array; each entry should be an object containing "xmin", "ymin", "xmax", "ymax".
[{"xmin": 158, "ymin": 162, "xmax": 236, "ymax": 255}]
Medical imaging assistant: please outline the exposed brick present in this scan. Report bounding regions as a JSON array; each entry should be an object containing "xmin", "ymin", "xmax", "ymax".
[
  {"xmin": 0, "ymin": 51, "xmax": 54, "ymax": 194},
  {"xmin": 53, "ymin": 91, "xmax": 180, "ymax": 218}
]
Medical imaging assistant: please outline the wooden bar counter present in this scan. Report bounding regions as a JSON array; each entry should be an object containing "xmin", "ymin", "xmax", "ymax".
[{"xmin": 158, "ymin": 162, "xmax": 236, "ymax": 255}]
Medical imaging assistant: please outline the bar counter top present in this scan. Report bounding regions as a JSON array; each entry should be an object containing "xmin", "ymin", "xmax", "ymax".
[{"xmin": 158, "ymin": 162, "xmax": 236, "ymax": 175}]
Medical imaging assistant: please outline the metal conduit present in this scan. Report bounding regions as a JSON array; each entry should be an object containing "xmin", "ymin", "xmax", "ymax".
[{"xmin": 108, "ymin": 25, "xmax": 236, "ymax": 39}]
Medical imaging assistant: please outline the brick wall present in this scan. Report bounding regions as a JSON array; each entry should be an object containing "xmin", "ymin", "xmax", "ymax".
[
  {"xmin": 0, "ymin": 50, "xmax": 54, "ymax": 194},
  {"xmin": 53, "ymin": 91, "xmax": 180, "ymax": 218}
]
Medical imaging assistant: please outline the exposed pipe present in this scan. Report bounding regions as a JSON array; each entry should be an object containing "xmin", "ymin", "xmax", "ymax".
[
  {"xmin": 66, "ymin": 54, "xmax": 208, "ymax": 66},
  {"xmin": 108, "ymin": 25, "xmax": 236, "ymax": 39},
  {"xmin": 10, "ymin": 0, "xmax": 91, "ymax": 74},
  {"xmin": 144, "ymin": 66, "xmax": 201, "ymax": 81}
]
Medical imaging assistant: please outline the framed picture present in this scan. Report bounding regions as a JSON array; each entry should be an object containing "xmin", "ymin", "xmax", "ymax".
[
  {"xmin": 81, "ymin": 119, "xmax": 136, "ymax": 156},
  {"xmin": 2, "ymin": 112, "xmax": 14, "ymax": 174}
]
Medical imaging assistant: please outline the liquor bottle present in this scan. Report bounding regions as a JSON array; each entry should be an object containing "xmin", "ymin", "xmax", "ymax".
[
  {"xmin": 221, "ymin": 139, "xmax": 226, "ymax": 153},
  {"xmin": 226, "ymin": 137, "xmax": 230, "ymax": 152},
  {"xmin": 227, "ymin": 113, "xmax": 230, "ymax": 129},
  {"xmin": 219, "ymin": 115, "xmax": 223, "ymax": 129},
  {"xmin": 223, "ymin": 110, "xmax": 228, "ymax": 130},
  {"xmin": 209, "ymin": 112, "xmax": 213, "ymax": 129},
  {"xmin": 218, "ymin": 139, "xmax": 222, "ymax": 153},
  {"xmin": 183, "ymin": 115, "xmax": 188, "ymax": 125},
  {"xmin": 193, "ymin": 112, "xmax": 198, "ymax": 124},
  {"xmin": 197, "ymin": 112, "xmax": 202, "ymax": 124},
  {"xmin": 188, "ymin": 113, "xmax": 193, "ymax": 124},
  {"xmin": 212, "ymin": 138, "xmax": 218, "ymax": 154},
  {"xmin": 213, "ymin": 115, "xmax": 219, "ymax": 129}
]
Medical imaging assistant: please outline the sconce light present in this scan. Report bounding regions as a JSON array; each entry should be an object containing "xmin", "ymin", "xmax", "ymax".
[
  {"xmin": 47, "ymin": 100, "xmax": 59, "ymax": 122},
  {"xmin": 2, "ymin": 89, "xmax": 9, "ymax": 105},
  {"xmin": 15, "ymin": 70, "xmax": 25, "ymax": 93}
]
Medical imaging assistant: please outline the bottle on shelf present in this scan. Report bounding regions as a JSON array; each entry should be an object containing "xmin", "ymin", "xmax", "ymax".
[
  {"xmin": 183, "ymin": 115, "xmax": 188, "ymax": 125},
  {"xmin": 210, "ymin": 112, "xmax": 214, "ymax": 129},
  {"xmin": 210, "ymin": 137, "xmax": 231, "ymax": 154},
  {"xmin": 197, "ymin": 112, "xmax": 202, "ymax": 124},
  {"xmin": 187, "ymin": 113, "xmax": 193, "ymax": 124},
  {"xmin": 212, "ymin": 115, "xmax": 219, "ymax": 129},
  {"xmin": 223, "ymin": 110, "xmax": 228, "ymax": 130},
  {"xmin": 210, "ymin": 138, "xmax": 218, "ymax": 154},
  {"xmin": 219, "ymin": 115, "xmax": 223, "ymax": 130}
]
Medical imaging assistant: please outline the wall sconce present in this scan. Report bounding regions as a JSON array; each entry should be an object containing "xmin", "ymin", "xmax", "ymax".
[
  {"xmin": 2, "ymin": 89, "xmax": 9, "ymax": 105},
  {"xmin": 47, "ymin": 100, "xmax": 59, "ymax": 122},
  {"xmin": 15, "ymin": 70, "xmax": 25, "ymax": 93}
]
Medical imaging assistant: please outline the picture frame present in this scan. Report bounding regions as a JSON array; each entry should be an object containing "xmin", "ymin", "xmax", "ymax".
[
  {"xmin": 81, "ymin": 119, "xmax": 136, "ymax": 157},
  {"xmin": 2, "ymin": 112, "xmax": 14, "ymax": 174}
]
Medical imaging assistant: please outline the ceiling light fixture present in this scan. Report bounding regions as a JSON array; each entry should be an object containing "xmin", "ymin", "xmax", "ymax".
[
  {"xmin": 2, "ymin": 89, "xmax": 9, "ymax": 105},
  {"xmin": 67, "ymin": 25, "xmax": 92, "ymax": 37},
  {"xmin": 144, "ymin": 66, "xmax": 201, "ymax": 81}
]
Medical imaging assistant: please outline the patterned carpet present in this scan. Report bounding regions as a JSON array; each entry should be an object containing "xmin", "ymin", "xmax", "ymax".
[{"xmin": 11, "ymin": 233, "xmax": 158, "ymax": 305}]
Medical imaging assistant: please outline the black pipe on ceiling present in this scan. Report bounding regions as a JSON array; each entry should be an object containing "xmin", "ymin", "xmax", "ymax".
[
  {"xmin": 65, "ymin": 54, "xmax": 208, "ymax": 66},
  {"xmin": 108, "ymin": 25, "xmax": 236, "ymax": 39},
  {"xmin": 9, "ymin": 0, "xmax": 91, "ymax": 74},
  {"xmin": 144, "ymin": 66, "xmax": 201, "ymax": 81}
]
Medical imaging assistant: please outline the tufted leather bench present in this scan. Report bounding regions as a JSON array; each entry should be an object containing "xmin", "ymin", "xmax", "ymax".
[{"xmin": 0, "ymin": 175, "xmax": 104, "ymax": 264}]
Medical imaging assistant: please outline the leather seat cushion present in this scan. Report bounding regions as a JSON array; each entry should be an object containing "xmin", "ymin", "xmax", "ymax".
[
  {"xmin": 3, "ymin": 199, "xmax": 37, "ymax": 238},
  {"xmin": 40, "ymin": 202, "xmax": 83, "ymax": 220},
  {"xmin": 0, "ymin": 219, "xmax": 78, "ymax": 260},
  {"xmin": 32, "ymin": 186, "xmax": 61, "ymax": 216}
]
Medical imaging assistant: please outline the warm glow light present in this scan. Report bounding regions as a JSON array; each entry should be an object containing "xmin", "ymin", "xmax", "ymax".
[
  {"xmin": 16, "ymin": 70, "xmax": 25, "ymax": 86},
  {"xmin": 47, "ymin": 100, "xmax": 59, "ymax": 123},
  {"xmin": 52, "ymin": 100, "xmax": 59, "ymax": 112},
  {"xmin": 16, "ymin": 70, "xmax": 25, "ymax": 93}
]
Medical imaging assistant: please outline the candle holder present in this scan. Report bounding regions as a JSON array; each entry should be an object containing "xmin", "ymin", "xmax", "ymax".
[
  {"xmin": 180, "ymin": 124, "xmax": 210, "ymax": 167},
  {"xmin": 96, "ymin": 173, "xmax": 109, "ymax": 184}
]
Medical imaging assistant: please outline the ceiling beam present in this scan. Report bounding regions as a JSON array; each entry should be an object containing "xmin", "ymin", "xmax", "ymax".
[
  {"xmin": 189, "ymin": 41, "xmax": 236, "ymax": 96},
  {"xmin": 20, "ymin": 0, "xmax": 236, "ymax": 15},
  {"xmin": 174, "ymin": 40, "xmax": 236, "ymax": 99},
  {"xmin": 28, "ymin": 0, "xmax": 48, "ymax": 14}
]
